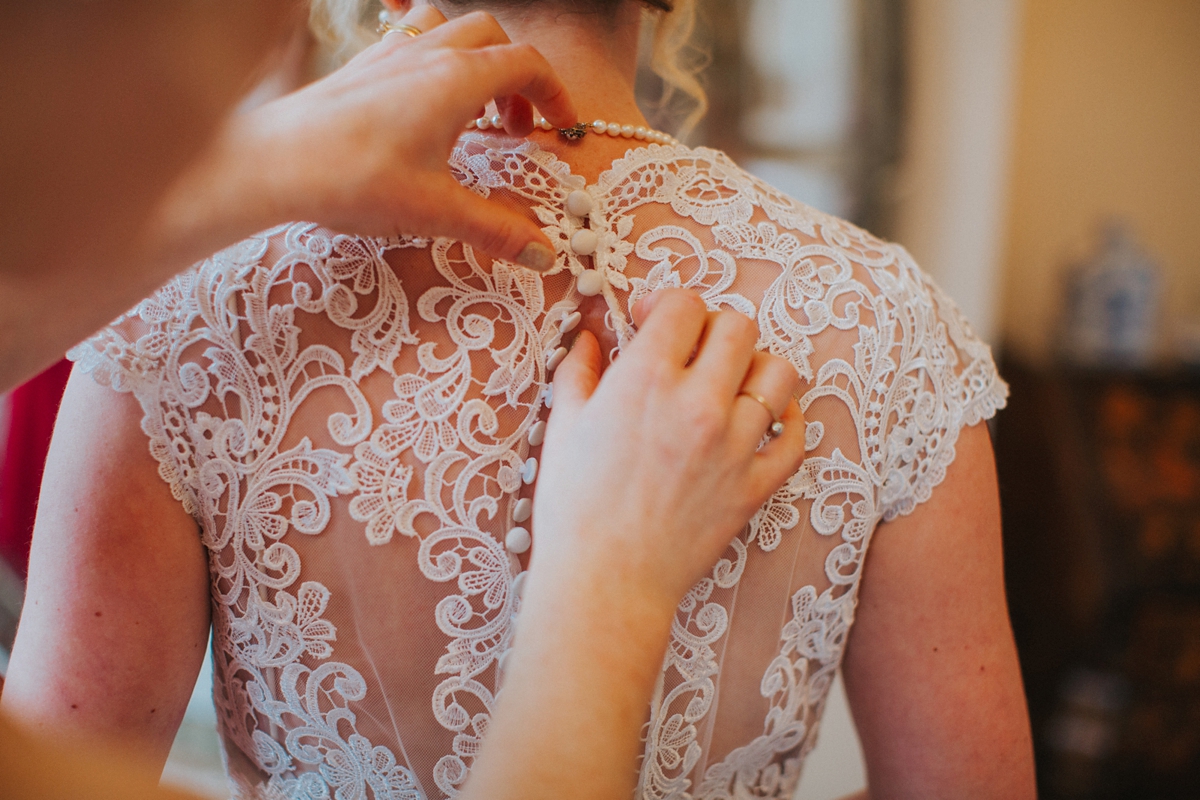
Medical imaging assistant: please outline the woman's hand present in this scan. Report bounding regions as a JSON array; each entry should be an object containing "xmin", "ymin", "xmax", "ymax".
[
  {"xmin": 534, "ymin": 289, "xmax": 807, "ymax": 612},
  {"xmin": 154, "ymin": 6, "xmax": 574, "ymax": 272},
  {"xmin": 465, "ymin": 289, "xmax": 806, "ymax": 800}
]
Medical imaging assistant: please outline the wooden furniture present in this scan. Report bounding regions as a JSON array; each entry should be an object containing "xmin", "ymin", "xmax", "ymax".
[{"xmin": 996, "ymin": 361, "xmax": 1200, "ymax": 798}]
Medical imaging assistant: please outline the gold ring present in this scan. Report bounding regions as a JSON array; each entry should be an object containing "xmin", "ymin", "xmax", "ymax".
[
  {"xmin": 740, "ymin": 391, "xmax": 785, "ymax": 438},
  {"xmin": 383, "ymin": 23, "xmax": 422, "ymax": 38}
]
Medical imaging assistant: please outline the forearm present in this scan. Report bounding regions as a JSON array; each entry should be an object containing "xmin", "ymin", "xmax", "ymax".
[
  {"xmin": 0, "ymin": 112, "xmax": 276, "ymax": 392},
  {"xmin": 462, "ymin": 566, "xmax": 675, "ymax": 799},
  {"xmin": 0, "ymin": 712, "xmax": 199, "ymax": 800}
]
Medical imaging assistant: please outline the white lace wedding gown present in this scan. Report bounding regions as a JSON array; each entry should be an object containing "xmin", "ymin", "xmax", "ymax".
[{"xmin": 71, "ymin": 135, "xmax": 1007, "ymax": 800}]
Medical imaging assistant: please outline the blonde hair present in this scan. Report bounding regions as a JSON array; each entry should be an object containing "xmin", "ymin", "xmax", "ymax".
[{"xmin": 307, "ymin": 0, "xmax": 707, "ymax": 136}]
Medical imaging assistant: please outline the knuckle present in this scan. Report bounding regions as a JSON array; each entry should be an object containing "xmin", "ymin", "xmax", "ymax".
[
  {"xmin": 510, "ymin": 42, "xmax": 542, "ymax": 65},
  {"xmin": 474, "ymin": 216, "xmax": 523, "ymax": 259},
  {"xmin": 667, "ymin": 289, "xmax": 706, "ymax": 319},
  {"xmin": 763, "ymin": 352, "xmax": 797, "ymax": 380},
  {"xmin": 725, "ymin": 310, "xmax": 758, "ymax": 341},
  {"xmin": 430, "ymin": 47, "xmax": 472, "ymax": 76},
  {"xmin": 462, "ymin": 10, "xmax": 497, "ymax": 26}
]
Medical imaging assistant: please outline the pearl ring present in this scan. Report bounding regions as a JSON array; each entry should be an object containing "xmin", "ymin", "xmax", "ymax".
[{"xmin": 740, "ymin": 391, "xmax": 785, "ymax": 438}]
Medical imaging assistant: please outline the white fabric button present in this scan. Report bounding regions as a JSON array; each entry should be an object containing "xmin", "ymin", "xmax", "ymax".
[
  {"xmin": 512, "ymin": 571, "xmax": 528, "ymax": 599},
  {"xmin": 520, "ymin": 457, "xmax": 538, "ymax": 484},
  {"xmin": 570, "ymin": 228, "xmax": 598, "ymax": 256},
  {"xmin": 543, "ymin": 385, "xmax": 553, "ymax": 408},
  {"xmin": 566, "ymin": 190, "xmax": 593, "ymax": 217},
  {"xmin": 560, "ymin": 311, "xmax": 582, "ymax": 333},
  {"xmin": 546, "ymin": 346, "xmax": 568, "ymax": 371},
  {"xmin": 506, "ymin": 525, "xmax": 532, "ymax": 554},
  {"xmin": 513, "ymin": 497, "xmax": 532, "ymax": 523},
  {"xmin": 498, "ymin": 648, "xmax": 512, "ymax": 672},
  {"xmin": 577, "ymin": 270, "xmax": 605, "ymax": 296},
  {"xmin": 527, "ymin": 420, "xmax": 546, "ymax": 446}
]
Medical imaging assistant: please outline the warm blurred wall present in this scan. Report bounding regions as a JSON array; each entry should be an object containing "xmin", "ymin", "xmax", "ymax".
[
  {"xmin": 893, "ymin": 0, "xmax": 1021, "ymax": 347},
  {"xmin": 1000, "ymin": 0, "xmax": 1200, "ymax": 364}
]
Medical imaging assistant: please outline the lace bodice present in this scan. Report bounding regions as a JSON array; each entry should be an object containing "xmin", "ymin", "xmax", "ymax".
[{"xmin": 71, "ymin": 136, "xmax": 1006, "ymax": 800}]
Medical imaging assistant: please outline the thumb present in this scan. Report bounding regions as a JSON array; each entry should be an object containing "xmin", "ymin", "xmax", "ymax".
[
  {"xmin": 547, "ymin": 331, "xmax": 601, "ymax": 428},
  {"xmin": 442, "ymin": 184, "xmax": 558, "ymax": 273}
]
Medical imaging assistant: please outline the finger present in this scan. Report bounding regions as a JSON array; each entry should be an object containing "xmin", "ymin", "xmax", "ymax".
[
  {"xmin": 624, "ymin": 290, "xmax": 709, "ymax": 368},
  {"xmin": 495, "ymin": 94, "xmax": 536, "ymax": 137},
  {"xmin": 630, "ymin": 291, "xmax": 669, "ymax": 328},
  {"xmin": 418, "ymin": 9, "xmax": 511, "ymax": 49},
  {"xmin": 746, "ymin": 397, "xmax": 808, "ymax": 500},
  {"xmin": 384, "ymin": 4, "xmax": 448, "ymax": 41},
  {"xmin": 729, "ymin": 352, "xmax": 801, "ymax": 447},
  {"xmin": 459, "ymin": 43, "xmax": 576, "ymax": 128},
  {"xmin": 689, "ymin": 310, "xmax": 758, "ymax": 400},
  {"xmin": 437, "ymin": 181, "xmax": 559, "ymax": 271},
  {"xmin": 547, "ymin": 331, "xmax": 602, "ymax": 431}
]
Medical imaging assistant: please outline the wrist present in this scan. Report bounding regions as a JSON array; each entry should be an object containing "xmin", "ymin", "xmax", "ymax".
[
  {"xmin": 517, "ymin": 556, "xmax": 678, "ymax": 673},
  {"xmin": 140, "ymin": 111, "xmax": 280, "ymax": 269}
]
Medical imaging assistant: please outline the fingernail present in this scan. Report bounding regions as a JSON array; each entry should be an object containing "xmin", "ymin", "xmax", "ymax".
[{"xmin": 516, "ymin": 242, "xmax": 555, "ymax": 273}]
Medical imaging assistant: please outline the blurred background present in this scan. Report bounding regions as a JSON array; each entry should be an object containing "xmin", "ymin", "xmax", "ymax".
[{"xmin": 0, "ymin": 1, "xmax": 1197, "ymax": 797}]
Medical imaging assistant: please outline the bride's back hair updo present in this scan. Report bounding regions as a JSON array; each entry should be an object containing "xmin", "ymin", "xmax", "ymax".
[{"xmin": 309, "ymin": 0, "xmax": 707, "ymax": 135}]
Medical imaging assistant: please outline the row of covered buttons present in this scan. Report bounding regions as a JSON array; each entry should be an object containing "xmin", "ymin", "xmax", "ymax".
[
  {"xmin": 503, "ymin": 308, "xmax": 582, "ymax": 555},
  {"xmin": 566, "ymin": 190, "xmax": 606, "ymax": 297}
]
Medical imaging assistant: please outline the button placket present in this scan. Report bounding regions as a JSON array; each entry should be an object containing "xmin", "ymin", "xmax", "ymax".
[{"xmin": 566, "ymin": 187, "xmax": 606, "ymax": 298}]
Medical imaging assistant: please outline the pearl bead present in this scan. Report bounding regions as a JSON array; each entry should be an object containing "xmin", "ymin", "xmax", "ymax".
[
  {"xmin": 606, "ymin": 122, "xmax": 621, "ymax": 136},
  {"xmin": 621, "ymin": 125, "xmax": 635, "ymax": 138},
  {"xmin": 513, "ymin": 497, "xmax": 533, "ymax": 523},
  {"xmin": 546, "ymin": 346, "xmax": 568, "ymax": 371},
  {"xmin": 491, "ymin": 114, "xmax": 503, "ymax": 128},
  {"xmin": 527, "ymin": 420, "xmax": 546, "ymax": 447},
  {"xmin": 576, "ymin": 270, "xmax": 605, "ymax": 297},
  {"xmin": 592, "ymin": 119, "xmax": 607, "ymax": 134},
  {"xmin": 476, "ymin": 116, "xmax": 491, "ymax": 130},
  {"xmin": 521, "ymin": 457, "xmax": 539, "ymax": 484},
  {"xmin": 635, "ymin": 126, "xmax": 648, "ymax": 140},
  {"xmin": 506, "ymin": 526, "xmax": 532, "ymax": 554},
  {"xmin": 570, "ymin": 228, "xmax": 599, "ymax": 256},
  {"xmin": 540, "ymin": 117, "xmax": 554, "ymax": 130},
  {"xmin": 566, "ymin": 190, "xmax": 593, "ymax": 217},
  {"xmin": 560, "ymin": 311, "xmax": 582, "ymax": 333}
]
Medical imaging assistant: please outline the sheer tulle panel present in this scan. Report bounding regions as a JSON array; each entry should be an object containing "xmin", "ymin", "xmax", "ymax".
[{"xmin": 69, "ymin": 136, "xmax": 1006, "ymax": 800}]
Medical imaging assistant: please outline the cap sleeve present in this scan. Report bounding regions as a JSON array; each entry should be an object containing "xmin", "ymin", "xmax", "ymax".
[
  {"xmin": 66, "ymin": 267, "xmax": 206, "ymax": 515},
  {"xmin": 876, "ymin": 245, "xmax": 1008, "ymax": 521}
]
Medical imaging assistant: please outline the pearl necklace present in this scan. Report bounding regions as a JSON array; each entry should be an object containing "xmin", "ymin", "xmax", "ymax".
[{"xmin": 466, "ymin": 114, "xmax": 681, "ymax": 146}]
